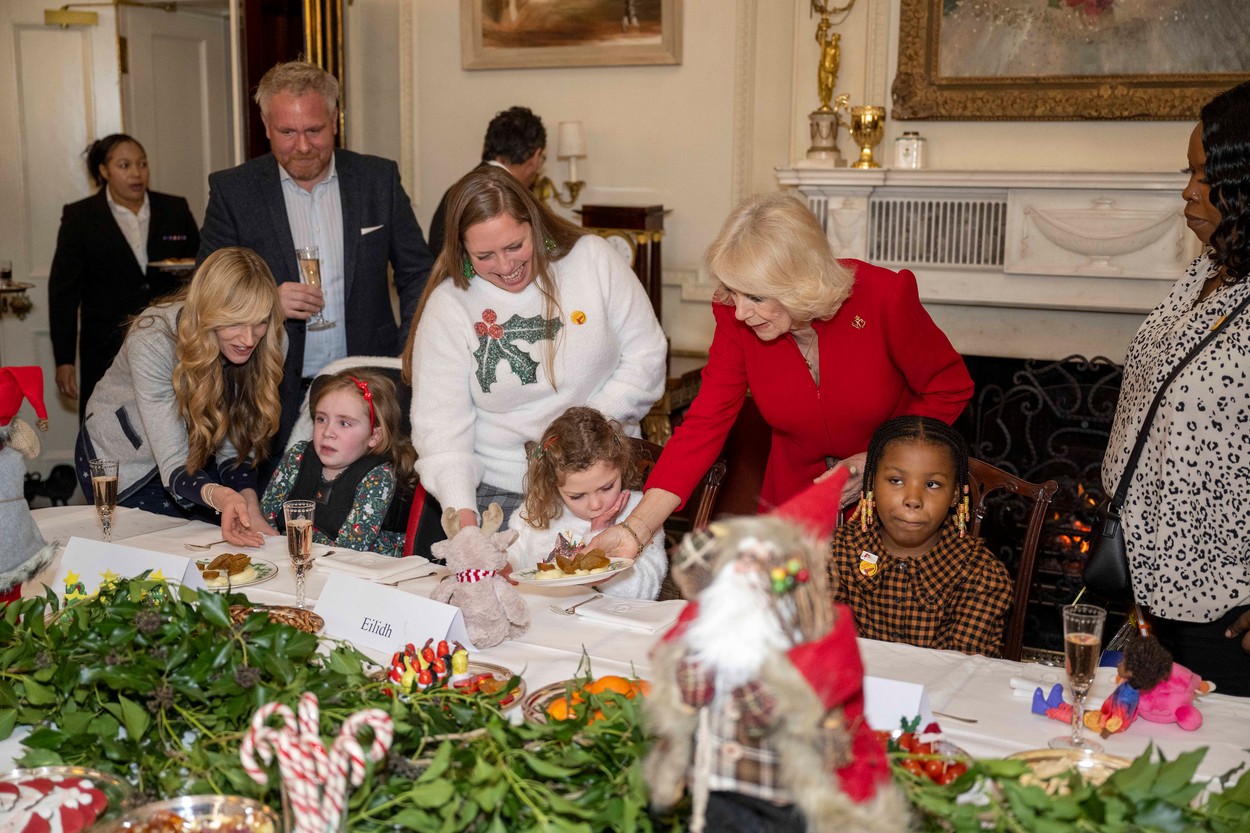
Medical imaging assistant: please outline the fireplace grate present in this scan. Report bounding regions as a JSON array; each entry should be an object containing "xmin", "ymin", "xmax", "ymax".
[{"xmin": 868, "ymin": 196, "xmax": 1007, "ymax": 267}]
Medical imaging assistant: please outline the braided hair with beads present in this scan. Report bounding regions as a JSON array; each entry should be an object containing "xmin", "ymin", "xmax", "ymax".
[{"xmin": 854, "ymin": 415, "xmax": 972, "ymax": 537}]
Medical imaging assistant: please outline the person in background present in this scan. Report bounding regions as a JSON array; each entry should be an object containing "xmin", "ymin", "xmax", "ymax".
[
  {"xmin": 261, "ymin": 369, "xmax": 414, "ymax": 557},
  {"xmin": 1103, "ymin": 80, "xmax": 1250, "ymax": 696},
  {"xmin": 76, "ymin": 247, "xmax": 285, "ymax": 547},
  {"xmin": 829, "ymin": 415, "xmax": 1012, "ymax": 657},
  {"xmin": 590, "ymin": 192, "xmax": 973, "ymax": 560},
  {"xmin": 427, "ymin": 106, "xmax": 547, "ymax": 257},
  {"xmin": 48, "ymin": 134, "xmax": 200, "ymax": 421},
  {"xmin": 509, "ymin": 406, "xmax": 666, "ymax": 600},
  {"xmin": 404, "ymin": 166, "xmax": 666, "ymax": 530},
  {"xmin": 198, "ymin": 61, "xmax": 434, "ymax": 449}
]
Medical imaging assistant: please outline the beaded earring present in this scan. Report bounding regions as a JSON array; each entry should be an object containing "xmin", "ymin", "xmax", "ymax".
[
  {"xmin": 857, "ymin": 490, "xmax": 875, "ymax": 532},
  {"xmin": 955, "ymin": 484, "xmax": 971, "ymax": 538},
  {"xmin": 461, "ymin": 258, "xmax": 475, "ymax": 280},
  {"xmin": 544, "ymin": 237, "xmax": 556, "ymax": 255}
]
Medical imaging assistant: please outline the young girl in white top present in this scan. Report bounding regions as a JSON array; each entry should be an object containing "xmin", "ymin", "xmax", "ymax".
[{"xmin": 509, "ymin": 407, "xmax": 666, "ymax": 600}]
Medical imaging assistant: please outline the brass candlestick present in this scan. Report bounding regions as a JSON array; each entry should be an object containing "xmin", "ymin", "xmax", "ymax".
[{"xmin": 849, "ymin": 105, "xmax": 886, "ymax": 169}]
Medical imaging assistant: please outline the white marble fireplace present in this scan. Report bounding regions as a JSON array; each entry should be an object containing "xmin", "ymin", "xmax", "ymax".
[{"xmin": 774, "ymin": 168, "xmax": 1200, "ymax": 363}]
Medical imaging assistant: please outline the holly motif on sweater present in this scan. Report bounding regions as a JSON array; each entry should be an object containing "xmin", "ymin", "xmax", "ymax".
[{"xmin": 472, "ymin": 308, "xmax": 563, "ymax": 392}]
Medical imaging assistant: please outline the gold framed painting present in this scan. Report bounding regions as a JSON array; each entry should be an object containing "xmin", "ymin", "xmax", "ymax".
[
  {"xmin": 461, "ymin": 0, "xmax": 683, "ymax": 70},
  {"xmin": 892, "ymin": 0, "xmax": 1250, "ymax": 120}
]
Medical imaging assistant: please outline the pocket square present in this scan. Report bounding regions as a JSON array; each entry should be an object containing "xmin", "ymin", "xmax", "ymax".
[{"xmin": 361, "ymin": 225, "xmax": 384, "ymax": 235}]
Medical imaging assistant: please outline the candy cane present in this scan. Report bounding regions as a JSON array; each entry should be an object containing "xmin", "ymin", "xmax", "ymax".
[
  {"xmin": 321, "ymin": 710, "xmax": 394, "ymax": 833},
  {"xmin": 241, "ymin": 702, "xmax": 297, "ymax": 785}
]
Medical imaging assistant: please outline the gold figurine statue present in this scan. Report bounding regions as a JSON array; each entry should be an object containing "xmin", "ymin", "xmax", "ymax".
[{"xmin": 815, "ymin": 20, "xmax": 840, "ymax": 112}]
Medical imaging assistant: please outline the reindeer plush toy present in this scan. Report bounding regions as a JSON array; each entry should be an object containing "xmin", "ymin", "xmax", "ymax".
[{"xmin": 429, "ymin": 503, "xmax": 530, "ymax": 648}]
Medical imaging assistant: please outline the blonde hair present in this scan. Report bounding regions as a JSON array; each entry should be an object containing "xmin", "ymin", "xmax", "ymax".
[
  {"xmin": 255, "ymin": 61, "xmax": 339, "ymax": 119},
  {"xmin": 169, "ymin": 247, "xmax": 284, "ymax": 473},
  {"xmin": 520, "ymin": 407, "xmax": 636, "ymax": 530},
  {"xmin": 705, "ymin": 192, "xmax": 853, "ymax": 323},
  {"xmin": 402, "ymin": 166, "xmax": 585, "ymax": 387},
  {"xmin": 309, "ymin": 369, "xmax": 417, "ymax": 492}
]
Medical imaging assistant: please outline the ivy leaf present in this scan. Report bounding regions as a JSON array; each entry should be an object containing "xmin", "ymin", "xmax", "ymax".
[
  {"xmin": 197, "ymin": 591, "xmax": 231, "ymax": 628},
  {"xmin": 118, "ymin": 694, "xmax": 150, "ymax": 741},
  {"xmin": 1151, "ymin": 748, "xmax": 1205, "ymax": 798},
  {"xmin": 472, "ymin": 312, "xmax": 562, "ymax": 393},
  {"xmin": 520, "ymin": 751, "xmax": 578, "ymax": 779},
  {"xmin": 0, "ymin": 708, "xmax": 16, "ymax": 740},
  {"xmin": 21, "ymin": 677, "xmax": 56, "ymax": 706},
  {"xmin": 408, "ymin": 778, "xmax": 455, "ymax": 808}
]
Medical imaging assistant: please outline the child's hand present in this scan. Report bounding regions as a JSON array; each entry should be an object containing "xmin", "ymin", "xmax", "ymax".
[{"xmin": 590, "ymin": 491, "xmax": 630, "ymax": 533}]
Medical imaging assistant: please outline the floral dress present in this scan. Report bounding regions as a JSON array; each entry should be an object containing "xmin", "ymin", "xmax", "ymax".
[{"xmin": 260, "ymin": 441, "xmax": 404, "ymax": 558}]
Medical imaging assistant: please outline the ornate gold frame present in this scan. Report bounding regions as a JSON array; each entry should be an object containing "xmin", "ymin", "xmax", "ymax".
[
  {"xmin": 892, "ymin": 0, "xmax": 1250, "ymax": 121},
  {"xmin": 461, "ymin": 0, "xmax": 682, "ymax": 70}
]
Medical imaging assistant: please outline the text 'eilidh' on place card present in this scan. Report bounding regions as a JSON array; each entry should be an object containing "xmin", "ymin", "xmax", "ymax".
[{"xmin": 315, "ymin": 575, "xmax": 477, "ymax": 652}]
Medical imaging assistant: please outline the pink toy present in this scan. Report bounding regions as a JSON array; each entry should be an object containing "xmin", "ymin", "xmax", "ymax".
[{"xmin": 1136, "ymin": 663, "xmax": 1208, "ymax": 731}]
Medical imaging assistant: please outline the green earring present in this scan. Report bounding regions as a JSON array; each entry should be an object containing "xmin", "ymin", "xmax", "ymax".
[
  {"xmin": 462, "ymin": 258, "xmax": 475, "ymax": 280},
  {"xmin": 544, "ymin": 237, "xmax": 556, "ymax": 255}
]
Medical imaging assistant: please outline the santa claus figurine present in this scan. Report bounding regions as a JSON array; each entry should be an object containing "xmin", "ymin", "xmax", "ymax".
[
  {"xmin": 0, "ymin": 366, "xmax": 57, "ymax": 605},
  {"xmin": 644, "ymin": 469, "xmax": 908, "ymax": 833}
]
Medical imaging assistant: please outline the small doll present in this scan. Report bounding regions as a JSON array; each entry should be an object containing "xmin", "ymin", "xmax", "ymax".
[
  {"xmin": 1032, "ymin": 635, "xmax": 1208, "ymax": 735},
  {"xmin": 0, "ymin": 367, "xmax": 57, "ymax": 605},
  {"xmin": 429, "ymin": 503, "xmax": 530, "ymax": 648}
]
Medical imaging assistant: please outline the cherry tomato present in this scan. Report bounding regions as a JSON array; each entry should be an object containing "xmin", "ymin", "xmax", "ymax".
[
  {"xmin": 922, "ymin": 759, "xmax": 946, "ymax": 780},
  {"xmin": 897, "ymin": 732, "xmax": 917, "ymax": 753},
  {"xmin": 945, "ymin": 762, "xmax": 968, "ymax": 780},
  {"xmin": 874, "ymin": 730, "xmax": 893, "ymax": 749},
  {"xmin": 901, "ymin": 759, "xmax": 924, "ymax": 777},
  {"xmin": 912, "ymin": 741, "xmax": 934, "ymax": 756}
]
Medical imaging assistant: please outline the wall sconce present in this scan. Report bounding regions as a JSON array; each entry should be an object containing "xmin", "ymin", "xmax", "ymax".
[
  {"xmin": 0, "ymin": 263, "xmax": 33, "ymax": 320},
  {"xmin": 533, "ymin": 121, "xmax": 587, "ymax": 207}
]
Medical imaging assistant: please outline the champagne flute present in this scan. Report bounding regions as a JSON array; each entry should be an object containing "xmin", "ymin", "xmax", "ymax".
[
  {"xmin": 284, "ymin": 500, "xmax": 316, "ymax": 609},
  {"xmin": 89, "ymin": 459, "xmax": 119, "ymax": 543},
  {"xmin": 1050, "ymin": 603, "xmax": 1107, "ymax": 752},
  {"xmin": 296, "ymin": 246, "xmax": 336, "ymax": 331}
]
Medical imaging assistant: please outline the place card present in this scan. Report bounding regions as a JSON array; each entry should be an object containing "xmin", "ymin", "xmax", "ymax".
[
  {"xmin": 47, "ymin": 537, "xmax": 208, "ymax": 599},
  {"xmin": 862, "ymin": 676, "xmax": 935, "ymax": 731},
  {"xmin": 315, "ymin": 575, "xmax": 476, "ymax": 652}
]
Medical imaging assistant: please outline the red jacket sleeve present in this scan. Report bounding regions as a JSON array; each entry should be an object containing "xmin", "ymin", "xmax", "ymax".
[
  {"xmin": 646, "ymin": 303, "xmax": 747, "ymax": 508},
  {"xmin": 881, "ymin": 268, "xmax": 973, "ymax": 422}
]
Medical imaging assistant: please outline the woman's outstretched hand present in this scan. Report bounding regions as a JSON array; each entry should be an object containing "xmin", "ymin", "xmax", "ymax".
[
  {"xmin": 1227, "ymin": 610, "xmax": 1250, "ymax": 653},
  {"xmin": 814, "ymin": 452, "xmax": 866, "ymax": 508},
  {"xmin": 587, "ymin": 523, "xmax": 636, "ymax": 560},
  {"xmin": 218, "ymin": 488, "xmax": 266, "ymax": 547}
]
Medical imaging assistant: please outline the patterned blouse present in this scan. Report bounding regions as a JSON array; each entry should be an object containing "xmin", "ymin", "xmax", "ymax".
[
  {"xmin": 1103, "ymin": 254, "xmax": 1250, "ymax": 622},
  {"xmin": 828, "ymin": 521, "xmax": 1013, "ymax": 657},
  {"xmin": 260, "ymin": 441, "xmax": 404, "ymax": 558}
]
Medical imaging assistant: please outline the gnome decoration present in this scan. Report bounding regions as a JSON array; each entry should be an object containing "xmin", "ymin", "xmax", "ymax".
[
  {"xmin": 0, "ymin": 367, "xmax": 58, "ymax": 604},
  {"xmin": 429, "ymin": 503, "xmax": 530, "ymax": 648},
  {"xmin": 645, "ymin": 468, "xmax": 909, "ymax": 833}
]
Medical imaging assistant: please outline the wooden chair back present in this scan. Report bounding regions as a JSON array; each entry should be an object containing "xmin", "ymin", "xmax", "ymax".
[
  {"xmin": 966, "ymin": 457, "xmax": 1059, "ymax": 662},
  {"xmin": 629, "ymin": 438, "xmax": 727, "ymax": 600}
]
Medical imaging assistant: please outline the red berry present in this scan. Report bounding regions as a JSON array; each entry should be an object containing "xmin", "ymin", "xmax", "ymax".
[
  {"xmin": 474, "ymin": 322, "xmax": 488, "ymax": 336},
  {"xmin": 488, "ymin": 324, "xmax": 504, "ymax": 339},
  {"xmin": 482, "ymin": 309, "xmax": 497, "ymax": 324}
]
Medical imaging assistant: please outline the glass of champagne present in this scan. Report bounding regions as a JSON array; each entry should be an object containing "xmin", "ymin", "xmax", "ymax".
[
  {"xmin": 284, "ymin": 500, "xmax": 316, "ymax": 609},
  {"xmin": 89, "ymin": 459, "xmax": 119, "ymax": 542},
  {"xmin": 1050, "ymin": 603, "xmax": 1107, "ymax": 752},
  {"xmin": 295, "ymin": 246, "xmax": 335, "ymax": 331}
]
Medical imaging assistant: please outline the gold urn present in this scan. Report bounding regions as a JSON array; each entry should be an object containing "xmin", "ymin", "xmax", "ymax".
[{"xmin": 849, "ymin": 105, "xmax": 886, "ymax": 169}]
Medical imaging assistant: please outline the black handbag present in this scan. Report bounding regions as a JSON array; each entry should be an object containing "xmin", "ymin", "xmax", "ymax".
[{"xmin": 1085, "ymin": 291, "xmax": 1250, "ymax": 600}]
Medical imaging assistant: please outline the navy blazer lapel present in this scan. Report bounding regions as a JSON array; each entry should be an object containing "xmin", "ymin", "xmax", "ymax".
[
  {"xmin": 337, "ymin": 150, "xmax": 360, "ymax": 300},
  {"xmin": 261, "ymin": 156, "xmax": 300, "ymax": 283},
  {"xmin": 92, "ymin": 190, "xmax": 144, "ymax": 278}
]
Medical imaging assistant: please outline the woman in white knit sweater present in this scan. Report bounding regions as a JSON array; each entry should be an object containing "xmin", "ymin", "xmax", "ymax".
[{"xmin": 403, "ymin": 166, "xmax": 666, "ymax": 532}]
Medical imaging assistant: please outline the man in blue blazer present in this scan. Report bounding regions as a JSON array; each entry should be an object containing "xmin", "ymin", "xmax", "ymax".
[{"xmin": 198, "ymin": 61, "xmax": 434, "ymax": 451}]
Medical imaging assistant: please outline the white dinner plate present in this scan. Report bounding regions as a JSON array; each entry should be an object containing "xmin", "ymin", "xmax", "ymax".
[
  {"xmin": 512, "ymin": 558, "xmax": 633, "ymax": 587},
  {"xmin": 196, "ymin": 557, "xmax": 278, "ymax": 590}
]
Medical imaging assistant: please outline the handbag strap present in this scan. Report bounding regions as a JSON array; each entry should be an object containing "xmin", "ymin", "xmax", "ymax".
[{"xmin": 1110, "ymin": 288, "xmax": 1250, "ymax": 510}]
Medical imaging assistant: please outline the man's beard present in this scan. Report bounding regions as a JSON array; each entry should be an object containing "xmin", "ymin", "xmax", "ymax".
[{"xmin": 685, "ymin": 560, "xmax": 794, "ymax": 690}]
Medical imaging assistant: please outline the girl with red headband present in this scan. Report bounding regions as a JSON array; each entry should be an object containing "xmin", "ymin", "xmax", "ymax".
[{"xmin": 260, "ymin": 369, "xmax": 415, "ymax": 556}]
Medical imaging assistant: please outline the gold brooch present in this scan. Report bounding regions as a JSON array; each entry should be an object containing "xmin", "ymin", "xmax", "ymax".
[{"xmin": 852, "ymin": 315, "xmax": 866, "ymax": 330}]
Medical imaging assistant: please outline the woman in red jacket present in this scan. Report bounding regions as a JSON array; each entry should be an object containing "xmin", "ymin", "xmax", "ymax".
[{"xmin": 591, "ymin": 192, "xmax": 973, "ymax": 559}]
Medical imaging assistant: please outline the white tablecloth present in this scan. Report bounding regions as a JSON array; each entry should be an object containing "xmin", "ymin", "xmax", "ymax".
[{"xmin": 5, "ymin": 508, "xmax": 1248, "ymax": 782}]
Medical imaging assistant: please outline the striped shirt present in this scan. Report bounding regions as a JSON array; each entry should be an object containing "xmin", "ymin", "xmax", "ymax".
[
  {"xmin": 828, "ymin": 521, "xmax": 1013, "ymax": 657},
  {"xmin": 279, "ymin": 156, "xmax": 347, "ymax": 376}
]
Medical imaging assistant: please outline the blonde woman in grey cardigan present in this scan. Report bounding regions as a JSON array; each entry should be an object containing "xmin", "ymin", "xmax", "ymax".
[{"xmin": 75, "ymin": 247, "xmax": 286, "ymax": 547}]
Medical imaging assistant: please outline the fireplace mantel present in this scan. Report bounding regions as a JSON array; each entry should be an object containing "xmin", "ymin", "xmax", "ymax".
[{"xmin": 775, "ymin": 167, "xmax": 1201, "ymax": 363}]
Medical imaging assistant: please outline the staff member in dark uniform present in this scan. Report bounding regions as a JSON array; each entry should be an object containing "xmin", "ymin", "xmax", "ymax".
[{"xmin": 48, "ymin": 134, "xmax": 200, "ymax": 421}]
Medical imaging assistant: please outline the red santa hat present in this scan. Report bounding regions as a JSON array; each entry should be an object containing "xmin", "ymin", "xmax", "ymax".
[
  {"xmin": 0, "ymin": 366, "xmax": 49, "ymax": 430},
  {"xmin": 771, "ymin": 466, "xmax": 850, "ymax": 540}
]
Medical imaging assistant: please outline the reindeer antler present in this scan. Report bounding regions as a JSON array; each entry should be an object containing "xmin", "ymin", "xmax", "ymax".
[
  {"xmin": 480, "ymin": 503, "xmax": 503, "ymax": 535},
  {"xmin": 441, "ymin": 507, "xmax": 461, "ymax": 539}
]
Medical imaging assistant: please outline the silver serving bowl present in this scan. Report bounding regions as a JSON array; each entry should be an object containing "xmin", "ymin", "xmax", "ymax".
[
  {"xmin": 1, "ymin": 764, "xmax": 135, "ymax": 825},
  {"xmin": 96, "ymin": 794, "xmax": 280, "ymax": 833}
]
